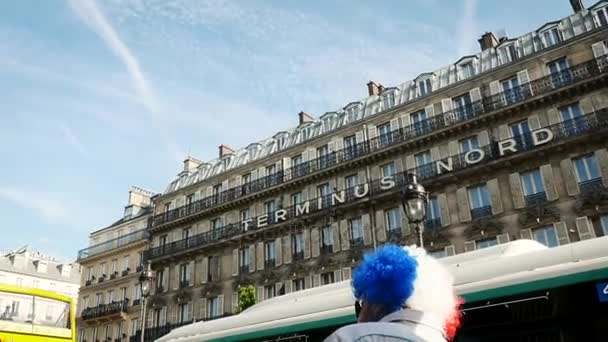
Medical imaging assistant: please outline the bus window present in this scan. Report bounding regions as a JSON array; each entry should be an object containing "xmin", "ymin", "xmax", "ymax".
[
  {"xmin": 33, "ymin": 296, "xmax": 71, "ymax": 329},
  {"xmin": 0, "ymin": 290, "xmax": 34, "ymax": 334}
]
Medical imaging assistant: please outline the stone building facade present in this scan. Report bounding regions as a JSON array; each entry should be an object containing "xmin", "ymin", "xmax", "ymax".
[
  {"xmin": 76, "ymin": 187, "xmax": 154, "ymax": 342},
  {"xmin": 143, "ymin": 1, "xmax": 608, "ymax": 340}
]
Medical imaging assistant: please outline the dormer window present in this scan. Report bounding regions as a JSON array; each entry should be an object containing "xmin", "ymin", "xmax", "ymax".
[
  {"xmin": 380, "ymin": 88, "xmax": 396, "ymax": 110},
  {"xmin": 344, "ymin": 102, "xmax": 362, "ymax": 122},
  {"xmin": 273, "ymin": 132, "xmax": 289, "ymax": 150},
  {"xmin": 124, "ymin": 206, "xmax": 133, "ymax": 219},
  {"xmin": 539, "ymin": 23, "xmax": 561, "ymax": 48},
  {"xmin": 320, "ymin": 112, "xmax": 338, "ymax": 133},
  {"xmin": 455, "ymin": 56, "xmax": 477, "ymax": 81},
  {"xmin": 592, "ymin": 4, "xmax": 608, "ymax": 27},
  {"xmin": 497, "ymin": 41, "xmax": 518, "ymax": 64},
  {"xmin": 246, "ymin": 143, "xmax": 262, "ymax": 160}
]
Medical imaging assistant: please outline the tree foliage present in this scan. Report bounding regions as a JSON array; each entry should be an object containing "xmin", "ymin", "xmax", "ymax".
[{"xmin": 236, "ymin": 285, "xmax": 256, "ymax": 313}]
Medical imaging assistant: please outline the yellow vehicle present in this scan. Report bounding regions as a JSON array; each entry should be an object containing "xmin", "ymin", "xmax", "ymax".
[{"xmin": 0, "ymin": 284, "xmax": 75, "ymax": 342}]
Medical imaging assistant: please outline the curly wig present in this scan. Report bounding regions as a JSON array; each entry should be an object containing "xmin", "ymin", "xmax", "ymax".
[{"xmin": 352, "ymin": 244, "xmax": 418, "ymax": 312}]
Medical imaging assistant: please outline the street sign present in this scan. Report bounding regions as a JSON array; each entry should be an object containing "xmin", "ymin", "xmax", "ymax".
[{"xmin": 596, "ymin": 282, "xmax": 608, "ymax": 303}]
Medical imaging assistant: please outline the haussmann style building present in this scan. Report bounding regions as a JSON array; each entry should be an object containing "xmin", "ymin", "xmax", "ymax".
[
  {"xmin": 76, "ymin": 187, "xmax": 155, "ymax": 342},
  {"xmin": 141, "ymin": 1, "xmax": 608, "ymax": 340}
]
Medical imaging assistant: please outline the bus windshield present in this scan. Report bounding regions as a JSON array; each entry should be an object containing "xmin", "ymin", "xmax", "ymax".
[{"xmin": 0, "ymin": 289, "xmax": 71, "ymax": 337}]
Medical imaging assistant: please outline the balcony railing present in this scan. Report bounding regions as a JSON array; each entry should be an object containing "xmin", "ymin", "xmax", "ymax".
[
  {"xmin": 78, "ymin": 229, "xmax": 148, "ymax": 261},
  {"xmin": 150, "ymin": 56, "xmax": 608, "ymax": 229},
  {"xmin": 387, "ymin": 228, "xmax": 402, "ymax": 240},
  {"xmin": 321, "ymin": 244, "xmax": 333, "ymax": 254},
  {"xmin": 579, "ymin": 177, "xmax": 604, "ymax": 194},
  {"xmin": 292, "ymin": 251, "xmax": 304, "ymax": 261},
  {"xmin": 81, "ymin": 299, "xmax": 129, "ymax": 320},
  {"xmin": 350, "ymin": 237, "xmax": 364, "ymax": 247},
  {"xmin": 264, "ymin": 259, "xmax": 276, "ymax": 268},
  {"xmin": 143, "ymin": 109, "xmax": 608, "ymax": 262},
  {"xmin": 129, "ymin": 320, "xmax": 193, "ymax": 342},
  {"xmin": 471, "ymin": 206, "xmax": 492, "ymax": 220},
  {"xmin": 424, "ymin": 218, "xmax": 442, "ymax": 230},
  {"xmin": 239, "ymin": 265, "xmax": 249, "ymax": 274},
  {"xmin": 179, "ymin": 280, "xmax": 190, "ymax": 289},
  {"xmin": 525, "ymin": 192, "xmax": 547, "ymax": 207}
]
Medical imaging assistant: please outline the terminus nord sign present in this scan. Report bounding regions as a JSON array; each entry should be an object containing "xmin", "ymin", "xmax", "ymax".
[{"xmin": 243, "ymin": 127, "xmax": 556, "ymax": 230}]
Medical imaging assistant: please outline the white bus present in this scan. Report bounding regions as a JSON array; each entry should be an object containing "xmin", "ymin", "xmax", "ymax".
[{"xmin": 157, "ymin": 237, "xmax": 608, "ymax": 342}]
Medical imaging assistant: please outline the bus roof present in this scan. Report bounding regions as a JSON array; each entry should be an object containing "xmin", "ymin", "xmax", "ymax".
[
  {"xmin": 0, "ymin": 284, "xmax": 74, "ymax": 303},
  {"xmin": 157, "ymin": 237, "xmax": 608, "ymax": 342}
]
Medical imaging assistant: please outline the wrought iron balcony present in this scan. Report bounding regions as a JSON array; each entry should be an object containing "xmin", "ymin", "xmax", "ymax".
[
  {"xmin": 292, "ymin": 251, "xmax": 305, "ymax": 261},
  {"xmin": 129, "ymin": 320, "xmax": 194, "ymax": 342},
  {"xmin": 387, "ymin": 228, "xmax": 402, "ymax": 241},
  {"xmin": 471, "ymin": 206, "xmax": 492, "ymax": 220},
  {"xmin": 350, "ymin": 237, "xmax": 365, "ymax": 247},
  {"xmin": 579, "ymin": 177, "xmax": 604, "ymax": 194},
  {"xmin": 143, "ymin": 109, "xmax": 608, "ymax": 262},
  {"xmin": 81, "ymin": 299, "xmax": 129, "ymax": 320},
  {"xmin": 321, "ymin": 244, "xmax": 333, "ymax": 254},
  {"xmin": 239, "ymin": 265, "xmax": 249, "ymax": 274},
  {"xmin": 424, "ymin": 218, "xmax": 442, "ymax": 230},
  {"xmin": 150, "ymin": 56, "xmax": 608, "ymax": 230},
  {"xmin": 77, "ymin": 229, "xmax": 148, "ymax": 261},
  {"xmin": 525, "ymin": 192, "xmax": 547, "ymax": 207},
  {"xmin": 179, "ymin": 280, "xmax": 190, "ymax": 289},
  {"xmin": 264, "ymin": 259, "xmax": 276, "ymax": 268}
]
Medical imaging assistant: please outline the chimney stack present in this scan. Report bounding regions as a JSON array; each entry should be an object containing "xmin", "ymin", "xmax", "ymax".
[
  {"xmin": 570, "ymin": 0, "xmax": 584, "ymax": 13},
  {"xmin": 366, "ymin": 81, "xmax": 384, "ymax": 96},
  {"xmin": 298, "ymin": 111, "xmax": 315, "ymax": 126},
  {"xmin": 183, "ymin": 156, "xmax": 201, "ymax": 172},
  {"xmin": 478, "ymin": 32, "xmax": 500, "ymax": 51},
  {"xmin": 219, "ymin": 145, "xmax": 235, "ymax": 158}
]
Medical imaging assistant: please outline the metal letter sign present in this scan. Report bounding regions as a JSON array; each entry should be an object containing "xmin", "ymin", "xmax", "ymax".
[{"xmin": 596, "ymin": 282, "xmax": 608, "ymax": 303}]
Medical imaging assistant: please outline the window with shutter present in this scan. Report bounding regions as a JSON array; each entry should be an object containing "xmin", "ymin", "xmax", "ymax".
[{"xmin": 533, "ymin": 225, "xmax": 559, "ymax": 247}]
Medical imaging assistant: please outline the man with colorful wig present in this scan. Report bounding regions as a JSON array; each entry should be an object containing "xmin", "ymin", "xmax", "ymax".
[{"xmin": 324, "ymin": 244, "xmax": 462, "ymax": 342}]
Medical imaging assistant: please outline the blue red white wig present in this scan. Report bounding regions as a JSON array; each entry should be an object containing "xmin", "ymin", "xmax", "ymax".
[{"xmin": 352, "ymin": 244, "xmax": 462, "ymax": 340}]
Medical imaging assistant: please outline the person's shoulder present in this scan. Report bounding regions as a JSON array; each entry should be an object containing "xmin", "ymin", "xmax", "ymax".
[{"xmin": 324, "ymin": 322, "xmax": 421, "ymax": 342}]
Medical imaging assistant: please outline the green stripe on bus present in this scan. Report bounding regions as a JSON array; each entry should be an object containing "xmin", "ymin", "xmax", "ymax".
[{"xmin": 205, "ymin": 267, "xmax": 608, "ymax": 342}]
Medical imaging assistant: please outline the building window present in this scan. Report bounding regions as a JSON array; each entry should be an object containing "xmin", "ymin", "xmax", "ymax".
[
  {"xmin": 123, "ymin": 255, "xmax": 130, "ymax": 272},
  {"xmin": 134, "ymin": 284, "xmax": 141, "ymax": 301},
  {"xmin": 599, "ymin": 215, "xmax": 608, "ymax": 237},
  {"xmin": 239, "ymin": 247, "xmax": 250, "ymax": 273},
  {"xmin": 477, "ymin": 238, "xmax": 498, "ymax": 249},
  {"xmin": 533, "ymin": 226, "xmax": 559, "ymax": 247},
  {"xmin": 318, "ymin": 183, "xmax": 331, "ymax": 208},
  {"xmin": 459, "ymin": 136, "xmax": 479, "ymax": 153},
  {"xmin": 164, "ymin": 202, "xmax": 171, "ymax": 213},
  {"xmin": 521, "ymin": 168, "xmax": 545, "ymax": 197},
  {"xmin": 381, "ymin": 162, "xmax": 395, "ymax": 178},
  {"xmin": 130, "ymin": 319, "xmax": 138, "ymax": 337},
  {"xmin": 321, "ymin": 225, "xmax": 334, "ymax": 253},
  {"xmin": 291, "ymin": 154, "xmax": 302, "ymax": 166},
  {"xmin": 211, "ymin": 217, "xmax": 223, "ymax": 231},
  {"xmin": 501, "ymin": 75, "xmax": 521, "ymax": 104},
  {"xmin": 560, "ymin": 103, "xmax": 583, "ymax": 123},
  {"xmin": 425, "ymin": 197, "xmax": 441, "ymax": 229},
  {"xmin": 292, "ymin": 278, "xmax": 305, "ymax": 292},
  {"xmin": 317, "ymin": 144, "xmax": 329, "ymax": 159},
  {"xmin": 459, "ymin": 62, "xmax": 474, "ymax": 79},
  {"xmin": 242, "ymin": 173, "xmax": 251, "ymax": 185},
  {"xmin": 100, "ymin": 263, "xmax": 107, "ymax": 277},
  {"xmin": 594, "ymin": 6, "xmax": 608, "ymax": 27},
  {"xmin": 498, "ymin": 44, "xmax": 517, "ymax": 64},
  {"xmin": 179, "ymin": 264, "xmax": 190, "ymax": 288},
  {"xmin": 344, "ymin": 135, "xmax": 357, "ymax": 158},
  {"xmin": 264, "ymin": 285, "xmax": 276, "ymax": 300},
  {"xmin": 541, "ymin": 27, "xmax": 561, "ymax": 47},
  {"xmin": 212, "ymin": 184, "xmax": 222, "ymax": 198},
  {"xmin": 291, "ymin": 191, "xmax": 303, "ymax": 205},
  {"xmin": 348, "ymin": 217, "xmax": 364, "ymax": 246},
  {"xmin": 418, "ymin": 78, "xmax": 433, "ymax": 96},
  {"xmin": 207, "ymin": 297, "xmax": 221, "ymax": 319},
  {"xmin": 292, "ymin": 233, "xmax": 305, "ymax": 260},
  {"xmin": 107, "ymin": 290, "xmax": 114, "ymax": 303},
  {"xmin": 264, "ymin": 200, "xmax": 276, "ymax": 214},
  {"xmin": 239, "ymin": 208, "xmax": 250, "ymax": 228},
  {"xmin": 452, "ymin": 93, "xmax": 473, "ymax": 118},
  {"xmin": 382, "ymin": 91, "xmax": 395, "ymax": 109},
  {"xmin": 120, "ymin": 287, "xmax": 127, "ymax": 301},
  {"xmin": 207, "ymin": 255, "xmax": 220, "ymax": 282},
  {"xmin": 377, "ymin": 122, "xmax": 391, "ymax": 138},
  {"xmin": 266, "ymin": 164, "xmax": 276, "ymax": 176},
  {"xmin": 510, "ymin": 119, "xmax": 531, "ymax": 148},
  {"xmin": 186, "ymin": 193, "xmax": 194, "ymax": 205},
  {"xmin": 574, "ymin": 154, "xmax": 601, "ymax": 183},
  {"xmin": 264, "ymin": 241, "xmax": 276, "ymax": 267},
  {"xmin": 321, "ymin": 272, "xmax": 335, "ymax": 285},
  {"xmin": 345, "ymin": 174, "xmax": 358, "ymax": 189},
  {"xmin": 177, "ymin": 302, "xmax": 192, "ymax": 323},
  {"xmin": 547, "ymin": 57, "xmax": 569, "ymax": 76},
  {"xmin": 415, "ymin": 150, "xmax": 433, "ymax": 178},
  {"xmin": 468, "ymin": 184, "xmax": 491, "ymax": 219},
  {"xmin": 385, "ymin": 208, "xmax": 401, "ymax": 232},
  {"xmin": 410, "ymin": 110, "xmax": 429, "ymax": 135}
]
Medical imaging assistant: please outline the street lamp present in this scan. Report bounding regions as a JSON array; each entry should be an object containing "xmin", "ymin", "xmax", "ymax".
[
  {"xmin": 139, "ymin": 264, "xmax": 155, "ymax": 342},
  {"xmin": 400, "ymin": 172, "xmax": 429, "ymax": 248}
]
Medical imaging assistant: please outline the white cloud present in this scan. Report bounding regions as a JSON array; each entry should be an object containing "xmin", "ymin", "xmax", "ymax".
[
  {"xmin": 67, "ymin": 0, "xmax": 159, "ymax": 114},
  {"xmin": 0, "ymin": 187, "xmax": 70, "ymax": 225},
  {"xmin": 58, "ymin": 123, "xmax": 89, "ymax": 158},
  {"xmin": 458, "ymin": 0, "xmax": 478, "ymax": 56}
]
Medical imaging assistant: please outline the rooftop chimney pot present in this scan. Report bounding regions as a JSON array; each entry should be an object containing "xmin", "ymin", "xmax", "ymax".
[
  {"xmin": 183, "ymin": 156, "xmax": 201, "ymax": 173},
  {"xmin": 366, "ymin": 81, "xmax": 383, "ymax": 96},
  {"xmin": 570, "ymin": 0, "xmax": 584, "ymax": 13},
  {"xmin": 298, "ymin": 111, "xmax": 315, "ymax": 126},
  {"xmin": 219, "ymin": 145, "xmax": 235, "ymax": 158},
  {"xmin": 478, "ymin": 32, "xmax": 500, "ymax": 51}
]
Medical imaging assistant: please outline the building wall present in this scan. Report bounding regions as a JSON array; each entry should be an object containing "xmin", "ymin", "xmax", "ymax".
[{"xmin": 143, "ymin": 4, "xmax": 608, "ymax": 336}]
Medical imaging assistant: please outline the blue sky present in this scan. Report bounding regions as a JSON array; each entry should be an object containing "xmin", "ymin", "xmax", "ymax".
[{"xmin": 0, "ymin": 0, "xmax": 586, "ymax": 261}]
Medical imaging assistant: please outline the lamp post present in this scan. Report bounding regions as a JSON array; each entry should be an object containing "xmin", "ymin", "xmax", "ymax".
[
  {"xmin": 139, "ymin": 264, "xmax": 155, "ymax": 342},
  {"xmin": 400, "ymin": 172, "xmax": 429, "ymax": 248}
]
